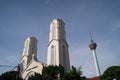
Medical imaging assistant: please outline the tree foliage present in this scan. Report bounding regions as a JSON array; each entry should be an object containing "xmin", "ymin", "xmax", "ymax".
[
  {"xmin": 42, "ymin": 65, "xmax": 64, "ymax": 80},
  {"xmin": 0, "ymin": 71, "xmax": 23, "ymax": 80},
  {"xmin": 28, "ymin": 73, "xmax": 43, "ymax": 80},
  {"xmin": 100, "ymin": 66, "xmax": 120, "ymax": 80},
  {"xmin": 63, "ymin": 66, "xmax": 83, "ymax": 80},
  {"xmin": 27, "ymin": 65, "xmax": 85, "ymax": 80},
  {"xmin": 0, "ymin": 65, "xmax": 86, "ymax": 80}
]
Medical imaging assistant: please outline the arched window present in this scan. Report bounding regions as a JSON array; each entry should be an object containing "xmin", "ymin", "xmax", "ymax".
[
  {"xmin": 25, "ymin": 71, "xmax": 35, "ymax": 80},
  {"xmin": 20, "ymin": 61, "xmax": 25, "ymax": 72},
  {"xmin": 52, "ymin": 24, "xmax": 56, "ymax": 39},
  {"xmin": 51, "ymin": 45, "xmax": 54, "ymax": 65},
  {"xmin": 62, "ymin": 45, "xmax": 66, "ymax": 70}
]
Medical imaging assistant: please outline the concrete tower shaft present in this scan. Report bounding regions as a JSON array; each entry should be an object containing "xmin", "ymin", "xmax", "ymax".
[{"xmin": 89, "ymin": 38, "xmax": 101, "ymax": 76}]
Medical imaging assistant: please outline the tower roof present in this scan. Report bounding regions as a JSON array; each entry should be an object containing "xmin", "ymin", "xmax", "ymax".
[
  {"xmin": 51, "ymin": 18, "xmax": 65, "ymax": 25},
  {"xmin": 27, "ymin": 36, "xmax": 37, "ymax": 40},
  {"xmin": 53, "ymin": 18, "xmax": 63, "ymax": 21},
  {"xmin": 22, "ymin": 36, "xmax": 38, "ymax": 56}
]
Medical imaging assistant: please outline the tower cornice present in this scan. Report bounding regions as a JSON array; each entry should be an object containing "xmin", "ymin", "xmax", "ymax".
[{"xmin": 48, "ymin": 39, "xmax": 68, "ymax": 47}]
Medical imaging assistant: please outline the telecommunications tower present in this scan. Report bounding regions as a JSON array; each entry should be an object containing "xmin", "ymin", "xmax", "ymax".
[{"xmin": 89, "ymin": 33, "xmax": 101, "ymax": 76}]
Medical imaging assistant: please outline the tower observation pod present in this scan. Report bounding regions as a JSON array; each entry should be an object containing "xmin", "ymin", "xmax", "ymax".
[{"xmin": 89, "ymin": 34, "xmax": 101, "ymax": 76}]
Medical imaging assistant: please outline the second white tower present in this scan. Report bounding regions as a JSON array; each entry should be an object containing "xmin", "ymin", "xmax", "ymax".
[{"xmin": 47, "ymin": 19, "xmax": 70, "ymax": 72}]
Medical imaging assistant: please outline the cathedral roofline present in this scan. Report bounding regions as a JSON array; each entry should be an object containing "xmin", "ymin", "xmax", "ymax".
[{"xmin": 20, "ymin": 59, "xmax": 45, "ymax": 76}]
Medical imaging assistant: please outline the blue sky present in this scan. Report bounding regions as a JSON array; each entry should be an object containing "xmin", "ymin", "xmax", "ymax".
[{"xmin": 0, "ymin": 0, "xmax": 120, "ymax": 78}]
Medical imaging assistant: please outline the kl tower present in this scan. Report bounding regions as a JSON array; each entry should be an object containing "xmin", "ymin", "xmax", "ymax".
[{"xmin": 89, "ymin": 33, "xmax": 101, "ymax": 76}]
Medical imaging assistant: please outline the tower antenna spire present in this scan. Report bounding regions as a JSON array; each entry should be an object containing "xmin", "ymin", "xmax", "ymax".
[{"xmin": 89, "ymin": 32, "xmax": 93, "ymax": 41}]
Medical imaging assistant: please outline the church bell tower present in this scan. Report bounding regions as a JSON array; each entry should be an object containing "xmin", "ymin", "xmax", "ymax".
[
  {"xmin": 20, "ymin": 37, "xmax": 38, "ymax": 72},
  {"xmin": 47, "ymin": 19, "xmax": 70, "ymax": 72}
]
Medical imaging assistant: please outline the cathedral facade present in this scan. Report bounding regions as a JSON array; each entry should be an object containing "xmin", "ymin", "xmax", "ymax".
[{"xmin": 19, "ymin": 19, "xmax": 70, "ymax": 79}]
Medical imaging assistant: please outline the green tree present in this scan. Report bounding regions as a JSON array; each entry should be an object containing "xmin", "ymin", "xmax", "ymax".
[
  {"xmin": 100, "ymin": 66, "xmax": 120, "ymax": 80},
  {"xmin": 42, "ymin": 65, "xmax": 64, "ymax": 80},
  {"xmin": 63, "ymin": 66, "xmax": 85, "ymax": 80},
  {"xmin": 0, "ymin": 71, "xmax": 23, "ymax": 80},
  {"xmin": 28, "ymin": 73, "xmax": 43, "ymax": 80},
  {"xmin": 21, "ymin": 65, "xmax": 85, "ymax": 80}
]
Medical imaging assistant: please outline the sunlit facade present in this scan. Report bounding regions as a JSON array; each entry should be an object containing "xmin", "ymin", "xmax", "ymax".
[{"xmin": 19, "ymin": 19, "xmax": 70, "ymax": 79}]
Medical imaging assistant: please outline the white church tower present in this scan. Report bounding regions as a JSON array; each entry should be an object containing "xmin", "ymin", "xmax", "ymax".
[
  {"xmin": 20, "ymin": 37, "xmax": 38, "ymax": 72},
  {"xmin": 47, "ymin": 19, "xmax": 70, "ymax": 72},
  {"xmin": 19, "ymin": 37, "xmax": 43, "ymax": 80}
]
